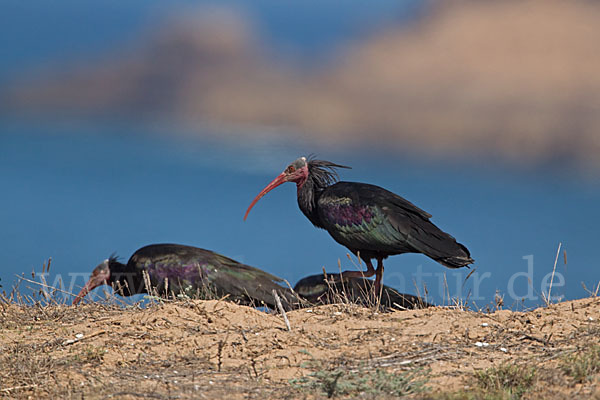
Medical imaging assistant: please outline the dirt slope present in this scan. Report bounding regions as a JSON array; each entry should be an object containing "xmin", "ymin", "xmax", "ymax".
[{"xmin": 2, "ymin": 298, "xmax": 600, "ymax": 399}]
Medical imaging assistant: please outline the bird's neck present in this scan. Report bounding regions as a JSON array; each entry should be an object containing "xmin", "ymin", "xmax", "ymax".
[
  {"xmin": 296, "ymin": 176, "xmax": 325, "ymax": 228},
  {"xmin": 109, "ymin": 261, "xmax": 146, "ymax": 296}
]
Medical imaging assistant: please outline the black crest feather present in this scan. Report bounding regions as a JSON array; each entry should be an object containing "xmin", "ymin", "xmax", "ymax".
[
  {"xmin": 307, "ymin": 158, "xmax": 350, "ymax": 189},
  {"xmin": 108, "ymin": 253, "xmax": 120, "ymax": 264}
]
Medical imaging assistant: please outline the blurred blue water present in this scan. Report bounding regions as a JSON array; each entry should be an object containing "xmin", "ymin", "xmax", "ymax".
[
  {"xmin": 1, "ymin": 122, "xmax": 598, "ymax": 308},
  {"xmin": 1, "ymin": 1, "xmax": 595, "ymax": 308}
]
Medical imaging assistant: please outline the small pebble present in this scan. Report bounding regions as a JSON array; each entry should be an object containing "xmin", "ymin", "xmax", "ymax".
[
  {"xmin": 334, "ymin": 311, "xmax": 342, "ymax": 316},
  {"xmin": 305, "ymin": 309, "xmax": 313, "ymax": 313},
  {"xmin": 500, "ymin": 347, "xmax": 508, "ymax": 352},
  {"xmin": 475, "ymin": 341, "xmax": 489, "ymax": 347},
  {"xmin": 75, "ymin": 333, "xmax": 84, "ymax": 339},
  {"xmin": 209, "ymin": 381, "xmax": 215, "ymax": 385},
  {"xmin": 481, "ymin": 323, "xmax": 489, "ymax": 327}
]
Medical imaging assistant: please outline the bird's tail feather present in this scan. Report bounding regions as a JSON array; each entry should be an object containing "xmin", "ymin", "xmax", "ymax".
[{"xmin": 436, "ymin": 255, "xmax": 475, "ymax": 269}]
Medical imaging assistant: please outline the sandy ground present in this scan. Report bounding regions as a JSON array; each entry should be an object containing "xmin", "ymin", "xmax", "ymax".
[{"xmin": 2, "ymin": 297, "xmax": 600, "ymax": 399}]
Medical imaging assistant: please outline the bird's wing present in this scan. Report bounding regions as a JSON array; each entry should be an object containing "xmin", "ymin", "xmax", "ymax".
[
  {"xmin": 128, "ymin": 244, "xmax": 203, "ymax": 293},
  {"xmin": 199, "ymin": 253, "xmax": 300, "ymax": 309},
  {"xmin": 129, "ymin": 244, "xmax": 299, "ymax": 308},
  {"xmin": 317, "ymin": 183, "xmax": 428, "ymax": 254},
  {"xmin": 317, "ymin": 182, "xmax": 472, "ymax": 267}
]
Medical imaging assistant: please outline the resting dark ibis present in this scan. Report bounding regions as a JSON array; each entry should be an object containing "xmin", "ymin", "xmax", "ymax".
[
  {"xmin": 244, "ymin": 157, "xmax": 474, "ymax": 293},
  {"xmin": 73, "ymin": 243, "xmax": 300, "ymax": 309},
  {"xmin": 294, "ymin": 273, "xmax": 432, "ymax": 311}
]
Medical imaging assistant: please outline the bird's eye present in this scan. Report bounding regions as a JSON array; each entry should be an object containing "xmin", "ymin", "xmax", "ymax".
[{"xmin": 287, "ymin": 166, "xmax": 296, "ymax": 173}]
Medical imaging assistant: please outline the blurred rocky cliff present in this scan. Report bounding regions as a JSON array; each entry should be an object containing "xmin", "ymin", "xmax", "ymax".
[{"xmin": 3, "ymin": 1, "xmax": 600, "ymax": 169}]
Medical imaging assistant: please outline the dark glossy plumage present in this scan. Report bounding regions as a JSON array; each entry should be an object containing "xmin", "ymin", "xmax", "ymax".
[
  {"xmin": 294, "ymin": 273, "xmax": 433, "ymax": 311},
  {"xmin": 74, "ymin": 244, "xmax": 300, "ymax": 309},
  {"xmin": 311, "ymin": 181, "xmax": 473, "ymax": 267}
]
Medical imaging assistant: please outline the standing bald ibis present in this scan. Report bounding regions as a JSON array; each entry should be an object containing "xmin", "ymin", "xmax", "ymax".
[
  {"xmin": 73, "ymin": 243, "xmax": 300, "ymax": 309},
  {"xmin": 244, "ymin": 157, "xmax": 474, "ymax": 294}
]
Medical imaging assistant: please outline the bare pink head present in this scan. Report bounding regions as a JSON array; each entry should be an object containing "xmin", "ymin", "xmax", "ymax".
[
  {"xmin": 244, "ymin": 157, "xmax": 309, "ymax": 220},
  {"xmin": 72, "ymin": 259, "xmax": 111, "ymax": 305}
]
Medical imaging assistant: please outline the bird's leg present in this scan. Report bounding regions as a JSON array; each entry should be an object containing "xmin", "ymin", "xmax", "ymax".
[
  {"xmin": 341, "ymin": 258, "xmax": 375, "ymax": 280},
  {"xmin": 374, "ymin": 258, "xmax": 384, "ymax": 297}
]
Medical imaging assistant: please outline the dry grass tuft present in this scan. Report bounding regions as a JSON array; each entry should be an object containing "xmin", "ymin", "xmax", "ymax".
[
  {"xmin": 474, "ymin": 363, "xmax": 536, "ymax": 399},
  {"xmin": 560, "ymin": 345, "xmax": 600, "ymax": 384}
]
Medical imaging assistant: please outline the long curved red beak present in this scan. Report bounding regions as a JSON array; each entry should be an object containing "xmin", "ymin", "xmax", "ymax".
[
  {"xmin": 244, "ymin": 172, "xmax": 287, "ymax": 220},
  {"xmin": 72, "ymin": 277, "xmax": 107, "ymax": 305},
  {"xmin": 73, "ymin": 284, "xmax": 92, "ymax": 305}
]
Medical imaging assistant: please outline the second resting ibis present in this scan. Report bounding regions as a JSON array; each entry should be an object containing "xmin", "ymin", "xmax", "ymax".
[{"xmin": 73, "ymin": 243, "xmax": 300, "ymax": 309}]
